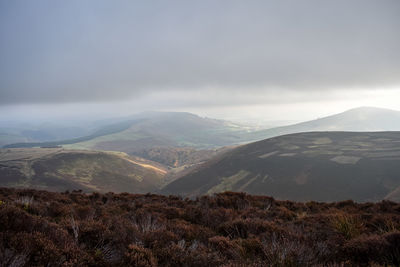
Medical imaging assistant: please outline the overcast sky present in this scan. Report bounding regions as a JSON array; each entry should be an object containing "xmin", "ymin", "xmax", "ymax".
[{"xmin": 1, "ymin": 0, "xmax": 399, "ymax": 123}]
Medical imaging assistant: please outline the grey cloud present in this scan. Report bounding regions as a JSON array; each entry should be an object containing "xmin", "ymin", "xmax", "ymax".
[{"xmin": 0, "ymin": 0, "xmax": 399, "ymax": 105}]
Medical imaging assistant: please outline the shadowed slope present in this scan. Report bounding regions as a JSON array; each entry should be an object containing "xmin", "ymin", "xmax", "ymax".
[{"xmin": 163, "ymin": 132, "xmax": 400, "ymax": 202}]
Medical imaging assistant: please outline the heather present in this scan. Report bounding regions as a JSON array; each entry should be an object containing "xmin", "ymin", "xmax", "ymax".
[{"xmin": 0, "ymin": 188, "xmax": 399, "ymax": 266}]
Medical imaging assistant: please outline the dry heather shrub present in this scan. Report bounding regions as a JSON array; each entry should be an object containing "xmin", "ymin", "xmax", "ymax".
[
  {"xmin": 15, "ymin": 196, "xmax": 34, "ymax": 207},
  {"xmin": 14, "ymin": 195, "xmax": 44, "ymax": 215},
  {"xmin": 1, "ymin": 188, "xmax": 400, "ymax": 266},
  {"xmin": 151, "ymin": 241, "xmax": 193, "ymax": 266},
  {"xmin": 168, "ymin": 219, "xmax": 214, "ymax": 241},
  {"xmin": 369, "ymin": 214, "xmax": 400, "ymax": 234},
  {"xmin": 383, "ymin": 231, "xmax": 400, "ymax": 265},
  {"xmin": 341, "ymin": 231, "xmax": 400, "ymax": 265},
  {"xmin": 333, "ymin": 214, "xmax": 364, "ymax": 240},
  {"xmin": 342, "ymin": 234, "xmax": 388, "ymax": 265},
  {"xmin": 208, "ymin": 236, "xmax": 244, "ymax": 260},
  {"xmin": 334, "ymin": 200, "xmax": 356, "ymax": 209},
  {"xmin": 47, "ymin": 201, "xmax": 70, "ymax": 217},
  {"xmin": 0, "ymin": 248, "xmax": 29, "ymax": 267},
  {"xmin": 269, "ymin": 205, "xmax": 297, "ymax": 221},
  {"xmin": 131, "ymin": 212, "xmax": 165, "ymax": 233},
  {"xmin": 219, "ymin": 218, "xmax": 283, "ymax": 239},
  {"xmin": 142, "ymin": 229, "xmax": 179, "ymax": 247},
  {"xmin": 218, "ymin": 219, "xmax": 249, "ymax": 239},
  {"xmin": 238, "ymin": 238, "xmax": 264, "ymax": 259},
  {"xmin": 261, "ymin": 233, "xmax": 317, "ymax": 266},
  {"xmin": 78, "ymin": 220, "xmax": 109, "ymax": 248},
  {"xmin": 213, "ymin": 192, "xmax": 250, "ymax": 210},
  {"xmin": 124, "ymin": 244, "xmax": 157, "ymax": 267},
  {"xmin": 75, "ymin": 205, "xmax": 95, "ymax": 220},
  {"xmin": 8, "ymin": 232, "xmax": 64, "ymax": 266},
  {"xmin": 93, "ymin": 242, "xmax": 123, "ymax": 265},
  {"xmin": 377, "ymin": 200, "xmax": 396, "ymax": 212}
]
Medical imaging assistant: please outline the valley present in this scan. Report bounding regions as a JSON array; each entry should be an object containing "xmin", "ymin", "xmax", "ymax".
[
  {"xmin": 3, "ymin": 108, "xmax": 400, "ymax": 202},
  {"xmin": 2, "ymin": 2, "xmax": 399, "ymax": 265}
]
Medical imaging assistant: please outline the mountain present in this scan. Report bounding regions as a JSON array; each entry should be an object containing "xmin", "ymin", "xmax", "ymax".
[
  {"xmin": 5, "ymin": 107, "xmax": 400, "ymax": 151},
  {"xmin": 163, "ymin": 131, "xmax": 400, "ymax": 202},
  {"xmin": 0, "ymin": 120, "xmax": 113, "ymax": 147},
  {"xmin": 4, "ymin": 107, "xmax": 400, "ymax": 169},
  {"xmin": 1, "ymin": 112, "xmax": 253, "ymax": 171},
  {"xmin": 62, "ymin": 112, "xmax": 253, "ymax": 151},
  {"xmin": 4, "ymin": 112, "xmax": 251, "ymax": 148},
  {"xmin": 2, "ymin": 119, "xmax": 142, "ymax": 148},
  {"xmin": 0, "ymin": 148, "xmax": 167, "ymax": 193},
  {"xmin": 247, "ymin": 107, "xmax": 400, "ymax": 141}
]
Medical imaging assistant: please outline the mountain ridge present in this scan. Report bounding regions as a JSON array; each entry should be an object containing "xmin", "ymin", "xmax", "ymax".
[
  {"xmin": 247, "ymin": 107, "xmax": 400, "ymax": 142},
  {"xmin": 4, "ymin": 107, "xmax": 400, "ymax": 150}
]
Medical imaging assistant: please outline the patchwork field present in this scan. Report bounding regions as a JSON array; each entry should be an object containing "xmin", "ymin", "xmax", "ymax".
[{"xmin": 163, "ymin": 132, "xmax": 400, "ymax": 202}]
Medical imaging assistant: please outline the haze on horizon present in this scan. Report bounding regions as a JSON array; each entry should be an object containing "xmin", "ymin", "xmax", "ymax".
[{"xmin": 1, "ymin": 0, "xmax": 400, "ymax": 124}]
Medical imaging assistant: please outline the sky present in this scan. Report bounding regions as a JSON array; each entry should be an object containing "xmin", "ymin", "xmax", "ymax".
[{"xmin": 1, "ymin": 0, "xmax": 400, "ymax": 124}]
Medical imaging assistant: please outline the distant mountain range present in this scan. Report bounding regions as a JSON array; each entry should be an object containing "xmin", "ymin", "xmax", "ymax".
[
  {"xmin": 247, "ymin": 107, "xmax": 400, "ymax": 141},
  {"xmin": 5, "ymin": 107, "xmax": 400, "ymax": 148},
  {"xmin": 0, "ymin": 122, "xmax": 93, "ymax": 147},
  {"xmin": 3, "ymin": 107, "xmax": 400, "ymax": 201},
  {"xmin": 2, "ymin": 112, "xmax": 251, "ymax": 168},
  {"xmin": 62, "ymin": 112, "xmax": 252, "ymax": 151},
  {"xmin": 163, "ymin": 131, "xmax": 400, "ymax": 202},
  {"xmin": 3, "ymin": 112, "xmax": 251, "ymax": 149}
]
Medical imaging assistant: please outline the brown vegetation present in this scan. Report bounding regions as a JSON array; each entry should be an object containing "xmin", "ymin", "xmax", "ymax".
[{"xmin": 0, "ymin": 188, "xmax": 399, "ymax": 266}]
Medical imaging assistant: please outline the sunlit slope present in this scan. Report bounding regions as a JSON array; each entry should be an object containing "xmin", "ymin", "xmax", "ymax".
[
  {"xmin": 6, "ymin": 107, "xmax": 400, "ymax": 154},
  {"xmin": 0, "ymin": 148, "xmax": 166, "ymax": 193},
  {"xmin": 163, "ymin": 132, "xmax": 400, "ymax": 202},
  {"xmin": 66, "ymin": 107, "xmax": 400, "ymax": 153},
  {"xmin": 247, "ymin": 107, "xmax": 400, "ymax": 141},
  {"xmin": 63, "ymin": 112, "xmax": 251, "ymax": 152}
]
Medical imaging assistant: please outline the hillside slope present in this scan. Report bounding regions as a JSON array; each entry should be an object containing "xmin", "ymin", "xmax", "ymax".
[
  {"xmin": 5, "ymin": 107, "xmax": 400, "ymax": 151},
  {"xmin": 63, "ymin": 112, "xmax": 251, "ymax": 151},
  {"xmin": 5, "ymin": 108, "xmax": 400, "ymax": 170},
  {"xmin": 3, "ymin": 112, "xmax": 251, "ymax": 167},
  {"xmin": 0, "ymin": 118, "xmax": 123, "ymax": 147},
  {"xmin": 248, "ymin": 107, "xmax": 400, "ymax": 141},
  {"xmin": 163, "ymin": 132, "xmax": 400, "ymax": 202},
  {"xmin": 0, "ymin": 148, "xmax": 166, "ymax": 193}
]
